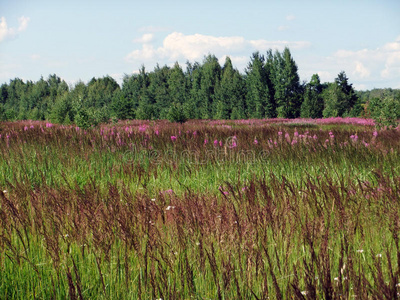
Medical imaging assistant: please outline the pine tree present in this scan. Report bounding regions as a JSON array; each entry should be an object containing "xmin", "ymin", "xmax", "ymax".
[
  {"xmin": 245, "ymin": 52, "xmax": 267, "ymax": 118},
  {"xmin": 322, "ymin": 71, "xmax": 359, "ymax": 117},
  {"xmin": 214, "ymin": 56, "xmax": 246, "ymax": 119},
  {"xmin": 301, "ymin": 74, "xmax": 324, "ymax": 118},
  {"xmin": 274, "ymin": 47, "xmax": 302, "ymax": 118}
]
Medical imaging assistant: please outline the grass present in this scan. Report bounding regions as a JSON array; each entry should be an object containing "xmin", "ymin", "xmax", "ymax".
[{"xmin": 0, "ymin": 118, "xmax": 399, "ymax": 299}]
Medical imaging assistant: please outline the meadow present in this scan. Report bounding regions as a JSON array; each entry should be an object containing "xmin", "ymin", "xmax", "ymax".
[{"xmin": 0, "ymin": 118, "xmax": 399, "ymax": 299}]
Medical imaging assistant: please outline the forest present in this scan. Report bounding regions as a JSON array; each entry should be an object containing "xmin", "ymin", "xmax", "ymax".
[{"xmin": 0, "ymin": 47, "xmax": 399, "ymax": 127}]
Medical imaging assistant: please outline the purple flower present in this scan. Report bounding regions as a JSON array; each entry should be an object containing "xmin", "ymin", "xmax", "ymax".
[
  {"xmin": 254, "ymin": 139, "xmax": 258, "ymax": 144},
  {"xmin": 171, "ymin": 136, "xmax": 177, "ymax": 141}
]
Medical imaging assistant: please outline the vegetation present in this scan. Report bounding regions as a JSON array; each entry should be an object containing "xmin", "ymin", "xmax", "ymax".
[
  {"xmin": 1, "ymin": 48, "xmax": 399, "ymax": 127},
  {"xmin": 1, "ymin": 118, "xmax": 399, "ymax": 298}
]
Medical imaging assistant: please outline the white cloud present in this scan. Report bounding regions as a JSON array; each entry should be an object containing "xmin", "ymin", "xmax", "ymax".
[
  {"xmin": 133, "ymin": 33, "xmax": 154, "ymax": 44},
  {"xmin": 125, "ymin": 32, "xmax": 310, "ymax": 70},
  {"xmin": 30, "ymin": 54, "xmax": 41, "ymax": 60},
  {"xmin": 332, "ymin": 38, "xmax": 400, "ymax": 83},
  {"xmin": 298, "ymin": 37, "xmax": 400, "ymax": 89},
  {"xmin": 286, "ymin": 15, "xmax": 296, "ymax": 21},
  {"xmin": 18, "ymin": 16, "xmax": 29, "ymax": 31},
  {"xmin": 278, "ymin": 25, "xmax": 289, "ymax": 32},
  {"xmin": 353, "ymin": 61, "xmax": 370, "ymax": 78},
  {"xmin": 0, "ymin": 16, "xmax": 30, "ymax": 43}
]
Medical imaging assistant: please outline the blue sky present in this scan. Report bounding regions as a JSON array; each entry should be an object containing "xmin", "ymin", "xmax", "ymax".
[{"xmin": 1, "ymin": 0, "xmax": 399, "ymax": 90}]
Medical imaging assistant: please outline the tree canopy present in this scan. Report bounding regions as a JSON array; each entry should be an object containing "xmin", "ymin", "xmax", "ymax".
[{"xmin": 0, "ymin": 48, "xmax": 397, "ymax": 125}]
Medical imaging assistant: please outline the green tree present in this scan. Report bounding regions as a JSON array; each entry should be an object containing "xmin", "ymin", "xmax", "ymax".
[
  {"xmin": 167, "ymin": 102, "xmax": 188, "ymax": 124},
  {"xmin": 301, "ymin": 74, "xmax": 324, "ymax": 118},
  {"xmin": 322, "ymin": 71, "xmax": 359, "ymax": 117},
  {"xmin": 148, "ymin": 64, "xmax": 170, "ymax": 119},
  {"xmin": 274, "ymin": 47, "xmax": 302, "ymax": 118},
  {"xmin": 199, "ymin": 55, "xmax": 221, "ymax": 119},
  {"xmin": 245, "ymin": 52, "xmax": 267, "ymax": 118},
  {"xmin": 214, "ymin": 56, "xmax": 246, "ymax": 119}
]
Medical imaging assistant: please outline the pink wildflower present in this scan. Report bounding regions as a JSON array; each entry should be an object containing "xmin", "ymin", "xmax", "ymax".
[
  {"xmin": 254, "ymin": 139, "xmax": 258, "ymax": 145},
  {"xmin": 204, "ymin": 139, "xmax": 208, "ymax": 145},
  {"xmin": 171, "ymin": 136, "xmax": 177, "ymax": 141}
]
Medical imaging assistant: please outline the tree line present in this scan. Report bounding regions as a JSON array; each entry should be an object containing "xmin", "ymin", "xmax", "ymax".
[{"xmin": 0, "ymin": 47, "xmax": 399, "ymax": 127}]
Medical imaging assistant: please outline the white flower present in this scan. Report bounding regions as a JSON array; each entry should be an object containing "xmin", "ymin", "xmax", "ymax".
[
  {"xmin": 376, "ymin": 253, "xmax": 382, "ymax": 258},
  {"xmin": 165, "ymin": 206, "xmax": 175, "ymax": 211},
  {"xmin": 151, "ymin": 198, "xmax": 156, "ymax": 202},
  {"xmin": 301, "ymin": 291, "xmax": 308, "ymax": 295},
  {"xmin": 3, "ymin": 190, "xmax": 7, "ymax": 193},
  {"xmin": 357, "ymin": 249, "xmax": 364, "ymax": 253},
  {"xmin": 334, "ymin": 277, "xmax": 339, "ymax": 281},
  {"xmin": 196, "ymin": 242, "xmax": 200, "ymax": 246},
  {"xmin": 64, "ymin": 234, "xmax": 69, "ymax": 238}
]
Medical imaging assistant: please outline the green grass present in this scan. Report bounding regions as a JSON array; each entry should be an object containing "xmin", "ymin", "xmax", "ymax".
[{"xmin": 0, "ymin": 119, "xmax": 399, "ymax": 299}]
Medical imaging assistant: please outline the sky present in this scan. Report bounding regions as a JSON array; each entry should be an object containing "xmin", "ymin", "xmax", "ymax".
[{"xmin": 1, "ymin": 0, "xmax": 400, "ymax": 90}]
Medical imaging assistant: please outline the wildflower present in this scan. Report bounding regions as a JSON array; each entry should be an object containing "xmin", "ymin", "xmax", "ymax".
[
  {"xmin": 357, "ymin": 249, "xmax": 364, "ymax": 253},
  {"xmin": 241, "ymin": 186, "xmax": 248, "ymax": 191},
  {"xmin": 294, "ymin": 131, "xmax": 299, "ymax": 137},
  {"xmin": 376, "ymin": 253, "xmax": 382, "ymax": 258},
  {"xmin": 301, "ymin": 291, "xmax": 308, "ymax": 295},
  {"xmin": 214, "ymin": 139, "xmax": 218, "ymax": 146},
  {"xmin": 163, "ymin": 189, "xmax": 173, "ymax": 194},
  {"xmin": 204, "ymin": 139, "xmax": 208, "ymax": 145},
  {"xmin": 30, "ymin": 125, "xmax": 34, "ymax": 129},
  {"xmin": 171, "ymin": 135, "xmax": 177, "ymax": 141},
  {"xmin": 193, "ymin": 131, "xmax": 197, "ymax": 136},
  {"xmin": 373, "ymin": 131, "xmax": 378, "ymax": 137},
  {"xmin": 334, "ymin": 277, "xmax": 339, "ymax": 281},
  {"xmin": 254, "ymin": 139, "xmax": 258, "ymax": 144},
  {"xmin": 350, "ymin": 134, "xmax": 358, "ymax": 142},
  {"xmin": 313, "ymin": 135, "xmax": 318, "ymax": 139},
  {"xmin": 150, "ymin": 198, "xmax": 156, "ymax": 202},
  {"xmin": 219, "ymin": 140, "xmax": 223, "ymax": 147},
  {"xmin": 278, "ymin": 131, "xmax": 283, "ymax": 136},
  {"xmin": 24, "ymin": 126, "xmax": 28, "ymax": 131},
  {"xmin": 165, "ymin": 206, "xmax": 175, "ymax": 211},
  {"xmin": 3, "ymin": 190, "xmax": 7, "ymax": 194},
  {"xmin": 138, "ymin": 124, "xmax": 147, "ymax": 132}
]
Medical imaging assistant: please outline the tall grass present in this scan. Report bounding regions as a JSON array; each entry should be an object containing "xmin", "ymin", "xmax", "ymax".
[{"xmin": 0, "ymin": 119, "xmax": 399, "ymax": 299}]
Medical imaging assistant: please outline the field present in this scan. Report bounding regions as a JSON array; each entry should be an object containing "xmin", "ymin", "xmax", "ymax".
[{"xmin": 0, "ymin": 118, "xmax": 399, "ymax": 299}]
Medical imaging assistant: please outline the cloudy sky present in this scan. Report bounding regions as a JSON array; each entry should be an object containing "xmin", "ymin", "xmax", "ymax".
[{"xmin": 1, "ymin": 0, "xmax": 399, "ymax": 90}]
